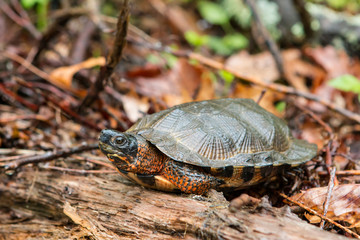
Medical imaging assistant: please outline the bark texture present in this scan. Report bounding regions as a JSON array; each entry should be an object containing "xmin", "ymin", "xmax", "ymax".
[{"xmin": 0, "ymin": 167, "xmax": 349, "ymax": 240}]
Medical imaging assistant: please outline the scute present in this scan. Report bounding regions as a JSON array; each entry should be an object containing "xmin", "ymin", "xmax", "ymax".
[{"xmin": 127, "ymin": 98, "xmax": 317, "ymax": 168}]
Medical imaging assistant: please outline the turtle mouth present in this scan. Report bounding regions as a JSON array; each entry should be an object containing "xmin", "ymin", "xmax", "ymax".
[
  {"xmin": 98, "ymin": 141, "xmax": 133, "ymax": 170},
  {"xmin": 99, "ymin": 141, "xmax": 118, "ymax": 155}
]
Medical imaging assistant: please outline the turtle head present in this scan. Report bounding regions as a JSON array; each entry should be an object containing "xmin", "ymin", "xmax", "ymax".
[
  {"xmin": 99, "ymin": 129, "xmax": 138, "ymax": 171},
  {"xmin": 99, "ymin": 129, "xmax": 165, "ymax": 174}
]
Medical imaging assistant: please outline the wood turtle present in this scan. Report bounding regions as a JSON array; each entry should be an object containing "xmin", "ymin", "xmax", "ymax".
[{"xmin": 99, "ymin": 98, "xmax": 317, "ymax": 194}]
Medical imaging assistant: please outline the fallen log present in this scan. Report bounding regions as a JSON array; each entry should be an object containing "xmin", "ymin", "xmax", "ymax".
[{"xmin": 0, "ymin": 167, "xmax": 348, "ymax": 240}]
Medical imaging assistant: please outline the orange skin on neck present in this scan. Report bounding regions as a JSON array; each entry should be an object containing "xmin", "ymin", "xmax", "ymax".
[
  {"xmin": 132, "ymin": 140, "xmax": 168, "ymax": 174},
  {"xmin": 106, "ymin": 134, "xmax": 220, "ymax": 194}
]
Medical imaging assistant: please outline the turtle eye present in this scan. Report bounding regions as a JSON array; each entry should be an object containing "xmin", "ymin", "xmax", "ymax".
[{"xmin": 114, "ymin": 136, "xmax": 127, "ymax": 146}]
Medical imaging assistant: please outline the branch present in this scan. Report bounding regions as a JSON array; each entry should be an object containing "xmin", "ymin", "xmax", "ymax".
[
  {"xmin": 3, "ymin": 143, "xmax": 98, "ymax": 170},
  {"xmin": 127, "ymin": 39, "xmax": 360, "ymax": 123},
  {"xmin": 78, "ymin": 0, "xmax": 130, "ymax": 112}
]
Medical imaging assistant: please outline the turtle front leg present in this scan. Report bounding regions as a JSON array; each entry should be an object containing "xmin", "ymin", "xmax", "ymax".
[{"xmin": 162, "ymin": 160, "xmax": 223, "ymax": 195}]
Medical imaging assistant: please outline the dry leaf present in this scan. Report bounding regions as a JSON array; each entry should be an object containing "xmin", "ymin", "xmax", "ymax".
[
  {"xmin": 195, "ymin": 71, "xmax": 215, "ymax": 101},
  {"xmin": 49, "ymin": 57, "xmax": 105, "ymax": 94},
  {"xmin": 133, "ymin": 59, "xmax": 203, "ymax": 106},
  {"xmin": 121, "ymin": 94, "xmax": 149, "ymax": 123},
  {"xmin": 225, "ymin": 49, "xmax": 323, "ymax": 92},
  {"xmin": 300, "ymin": 121, "xmax": 325, "ymax": 150},
  {"xmin": 304, "ymin": 212, "xmax": 321, "ymax": 224},
  {"xmin": 304, "ymin": 46, "xmax": 350, "ymax": 79},
  {"xmin": 226, "ymin": 51, "xmax": 279, "ymax": 83},
  {"xmin": 230, "ymin": 83, "xmax": 283, "ymax": 117},
  {"xmin": 149, "ymin": 0, "xmax": 202, "ymax": 35},
  {"xmin": 291, "ymin": 184, "xmax": 360, "ymax": 227}
]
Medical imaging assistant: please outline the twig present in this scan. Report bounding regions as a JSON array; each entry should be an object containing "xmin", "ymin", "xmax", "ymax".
[
  {"xmin": 293, "ymin": 101, "xmax": 339, "ymax": 184},
  {"xmin": 70, "ymin": 19, "xmax": 96, "ymax": 64},
  {"xmin": 320, "ymin": 167, "xmax": 336, "ymax": 229},
  {"xmin": 0, "ymin": 1, "xmax": 41, "ymax": 39},
  {"xmin": 40, "ymin": 165, "xmax": 116, "ymax": 174},
  {"xmin": 127, "ymin": 39, "xmax": 360, "ymax": 123},
  {"xmin": 256, "ymin": 89, "xmax": 267, "ymax": 104},
  {"xmin": 2, "ymin": 51, "xmax": 104, "ymax": 130},
  {"xmin": 3, "ymin": 143, "xmax": 98, "ymax": 170},
  {"xmin": 325, "ymin": 142, "xmax": 339, "ymax": 185},
  {"xmin": 244, "ymin": 0, "xmax": 284, "ymax": 78},
  {"xmin": 3, "ymin": 51, "xmax": 61, "ymax": 88},
  {"xmin": 33, "ymin": 8, "xmax": 88, "ymax": 64},
  {"xmin": 0, "ymin": 148, "xmax": 42, "ymax": 156},
  {"xmin": 280, "ymin": 192, "xmax": 360, "ymax": 239},
  {"xmin": 334, "ymin": 153, "xmax": 360, "ymax": 167},
  {"xmin": 45, "ymin": 93, "xmax": 104, "ymax": 131},
  {"xmin": 26, "ymin": 168, "xmax": 38, "ymax": 202},
  {"xmin": 78, "ymin": 0, "xmax": 130, "ymax": 112},
  {"xmin": 0, "ymin": 83, "xmax": 39, "ymax": 112},
  {"xmin": 71, "ymin": 155, "xmax": 116, "ymax": 169},
  {"xmin": 0, "ymin": 155, "xmax": 35, "ymax": 163},
  {"xmin": 293, "ymin": 102, "xmax": 334, "ymax": 140},
  {"xmin": 292, "ymin": 0, "xmax": 314, "ymax": 41},
  {"xmin": 0, "ymin": 113, "xmax": 53, "ymax": 125},
  {"xmin": 188, "ymin": 52, "xmax": 360, "ymax": 123},
  {"xmin": 317, "ymin": 170, "xmax": 360, "ymax": 176}
]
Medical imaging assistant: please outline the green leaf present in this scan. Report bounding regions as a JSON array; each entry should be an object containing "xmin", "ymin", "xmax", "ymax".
[
  {"xmin": 21, "ymin": 0, "xmax": 49, "ymax": 30},
  {"xmin": 161, "ymin": 52, "xmax": 178, "ymax": 68},
  {"xmin": 222, "ymin": 0, "xmax": 251, "ymax": 28},
  {"xmin": 21, "ymin": 0, "xmax": 38, "ymax": 9},
  {"xmin": 218, "ymin": 70, "xmax": 235, "ymax": 83},
  {"xmin": 328, "ymin": 74, "xmax": 360, "ymax": 93},
  {"xmin": 275, "ymin": 101, "xmax": 286, "ymax": 113},
  {"xmin": 208, "ymin": 72, "xmax": 217, "ymax": 83},
  {"xmin": 146, "ymin": 54, "xmax": 162, "ymax": 65},
  {"xmin": 36, "ymin": 0, "xmax": 49, "ymax": 31},
  {"xmin": 222, "ymin": 33, "xmax": 248, "ymax": 50},
  {"xmin": 327, "ymin": 0, "xmax": 348, "ymax": 9},
  {"xmin": 207, "ymin": 36, "xmax": 232, "ymax": 55},
  {"xmin": 184, "ymin": 31, "xmax": 207, "ymax": 47},
  {"xmin": 198, "ymin": 1, "xmax": 229, "ymax": 25},
  {"xmin": 21, "ymin": 0, "xmax": 47, "ymax": 9}
]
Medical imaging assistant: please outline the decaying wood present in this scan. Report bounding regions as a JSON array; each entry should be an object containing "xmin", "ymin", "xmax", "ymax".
[{"xmin": 0, "ymin": 167, "xmax": 349, "ymax": 240}]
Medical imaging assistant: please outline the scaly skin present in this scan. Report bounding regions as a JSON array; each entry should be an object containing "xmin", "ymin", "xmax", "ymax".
[
  {"xmin": 99, "ymin": 129, "xmax": 221, "ymax": 194},
  {"xmin": 162, "ymin": 160, "xmax": 222, "ymax": 195}
]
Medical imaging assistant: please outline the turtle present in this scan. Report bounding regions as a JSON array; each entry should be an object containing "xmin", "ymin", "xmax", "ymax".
[{"xmin": 99, "ymin": 98, "xmax": 317, "ymax": 195}]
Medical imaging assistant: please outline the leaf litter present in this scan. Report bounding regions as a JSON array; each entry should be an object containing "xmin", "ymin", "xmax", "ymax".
[{"xmin": 0, "ymin": 0, "xmax": 360, "ymax": 238}]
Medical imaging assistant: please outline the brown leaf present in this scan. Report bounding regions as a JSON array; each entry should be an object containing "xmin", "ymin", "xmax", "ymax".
[
  {"xmin": 121, "ymin": 94, "xmax": 150, "ymax": 122},
  {"xmin": 300, "ymin": 121, "xmax": 326, "ymax": 150},
  {"xmin": 226, "ymin": 51, "xmax": 279, "ymax": 83},
  {"xmin": 230, "ymin": 83, "xmax": 284, "ymax": 117},
  {"xmin": 304, "ymin": 212, "xmax": 321, "ymax": 224},
  {"xmin": 133, "ymin": 59, "xmax": 203, "ymax": 106},
  {"xmin": 304, "ymin": 46, "xmax": 360, "ymax": 112},
  {"xmin": 149, "ymin": 0, "xmax": 202, "ymax": 35},
  {"xmin": 49, "ymin": 57, "xmax": 105, "ymax": 94},
  {"xmin": 291, "ymin": 184, "xmax": 360, "ymax": 227},
  {"xmin": 304, "ymin": 46, "xmax": 350, "ymax": 79},
  {"xmin": 195, "ymin": 71, "xmax": 215, "ymax": 101},
  {"xmin": 126, "ymin": 64, "xmax": 162, "ymax": 78},
  {"xmin": 225, "ymin": 49, "xmax": 323, "ymax": 92}
]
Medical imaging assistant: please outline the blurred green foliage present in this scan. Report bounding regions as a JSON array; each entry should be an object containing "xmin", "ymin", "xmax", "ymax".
[
  {"xmin": 21, "ymin": 0, "xmax": 49, "ymax": 31},
  {"xmin": 185, "ymin": 0, "xmax": 253, "ymax": 55},
  {"xmin": 328, "ymin": 74, "xmax": 360, "ymax": 101},
  {"xmin": 185, "ymin": 0, "xmax": 285, "ymax": 55},
  {"xmin": 310, "ymin": 0, "xmax": 360, "ymax": 11},
  {"xmin": 185, "ymin": 31, "xmax": 248, "ymax": 55},
  {"xmin": 197, "ymin": 1, "xmax": 229, "ymax": 25},
  {"xmin": 218, "ymin": 70, "xmax": 235, "ymax": 84},
  {"xmin": 275, "ymin": 101, "xmax": 286, "ymax": 113}
]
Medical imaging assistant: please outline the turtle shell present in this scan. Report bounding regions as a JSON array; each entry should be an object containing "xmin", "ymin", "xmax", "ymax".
[{"xmin": 127, "ymin": 98, "xmax": 317, "ymax": 168}]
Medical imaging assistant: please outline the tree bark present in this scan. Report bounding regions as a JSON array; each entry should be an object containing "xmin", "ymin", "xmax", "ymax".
[{"xmin": 0, "ymin": 168, "xmax": 348, "ymax": 240}]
